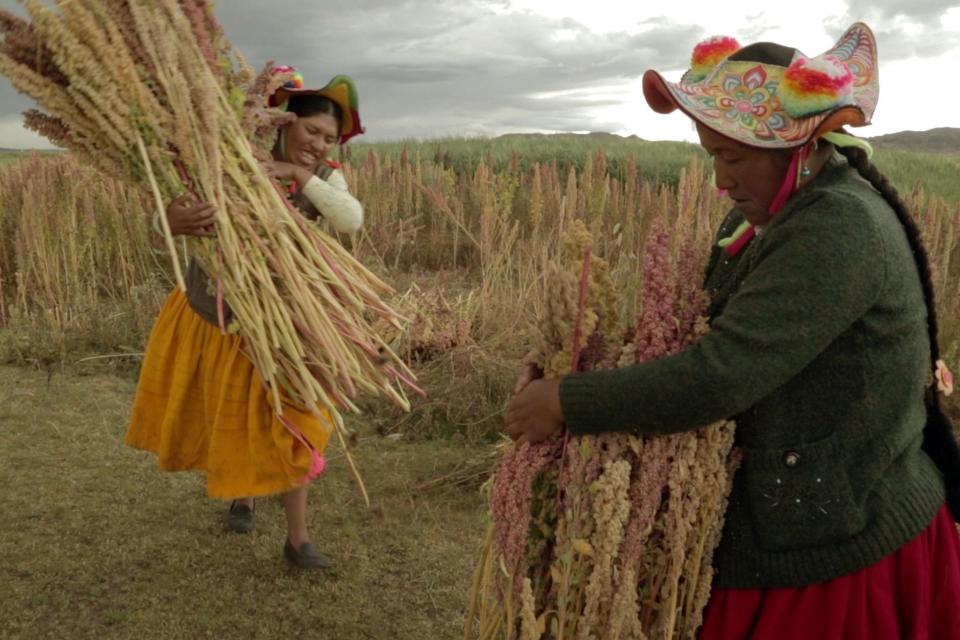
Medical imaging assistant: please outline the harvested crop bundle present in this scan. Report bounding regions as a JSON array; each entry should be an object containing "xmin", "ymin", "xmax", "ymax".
[
  {"xmin": 468, "ymin": 219, "xmax": 739, "ymax": 640},
  {"xmin": 0, "ymin": 1, "xmax": 419, "ymax": 494}
]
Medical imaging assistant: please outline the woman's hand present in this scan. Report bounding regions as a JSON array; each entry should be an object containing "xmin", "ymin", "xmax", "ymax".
[
  {"xmin": 166, "ymin": 194, "xmax": 216, "ymax": 237},
  {"xmin": 504, "ymin": 378, "xmax": 564, "ymax": 444},
  {"xmin": 265, "ymin": 161, "xmax": 312, "ymax": 185},
  {"xmin": 513, "ymin": 361, "xmax": 544, "ymax": 395}
]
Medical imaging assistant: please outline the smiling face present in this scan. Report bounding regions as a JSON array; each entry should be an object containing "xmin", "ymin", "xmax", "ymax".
[
  {"xmin": 696, "ymin": 122, "xmax": 793, "ymax": 225},
  {"xmin": 281, "ymin": 111, "xmax": 340, "ymax": 171}
]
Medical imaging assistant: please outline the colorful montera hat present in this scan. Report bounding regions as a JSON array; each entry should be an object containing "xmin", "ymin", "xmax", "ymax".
[
  {"xmin": 269, "ymin": 66, "xmax": 364, "ymax": 144},
  {"xmin": 643, "ymin": 23, "xmax": 879, "ymax": 149}
]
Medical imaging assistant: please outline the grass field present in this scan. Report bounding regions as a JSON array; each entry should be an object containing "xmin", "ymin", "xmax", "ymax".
[
  {"xmin": 0, "ymin": 134, "xmax": 958, "ymax": 639},
  {"xmin": 347, "ymin": 134, "xmax": 960, "ymax": 203},
  {"xmin": 0, "ymin": 365, "xmax": 487, "ymax": 639},
  {"xmin": 0, "ymin": 149, "xmax": 59, "ymax": 166}
]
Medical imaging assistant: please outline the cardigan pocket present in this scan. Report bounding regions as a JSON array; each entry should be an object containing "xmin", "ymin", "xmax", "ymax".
[{"xmin": 742, "ymin": 431, "xmax": 865, "ymax": 551}]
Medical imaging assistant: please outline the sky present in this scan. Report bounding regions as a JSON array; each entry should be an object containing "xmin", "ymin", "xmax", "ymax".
[{"xmin": 1, "ymin": 0, "xmax": 958, "ymax": 148}]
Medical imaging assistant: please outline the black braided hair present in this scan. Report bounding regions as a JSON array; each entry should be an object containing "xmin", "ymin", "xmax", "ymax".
[
  {"xmin": 837, "ymin": 144, "xmax": 960, "ymax": 521},
  {"xmin": 836, "ymin": 145, "xmax": 941, "ymax": 365}
]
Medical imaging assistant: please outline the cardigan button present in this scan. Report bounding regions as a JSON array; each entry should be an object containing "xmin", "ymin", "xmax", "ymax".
[{"xmin": 783, "ymin": 451, "xmax": 801, "ymax": 467}]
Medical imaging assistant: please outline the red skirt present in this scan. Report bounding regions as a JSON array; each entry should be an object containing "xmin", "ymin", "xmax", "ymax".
[{"xmin": 700, "ymin": 505, "xmax": 960, "ymax": 640}]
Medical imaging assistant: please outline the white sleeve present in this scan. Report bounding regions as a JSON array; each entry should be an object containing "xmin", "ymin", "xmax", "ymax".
[{"xmin": 299, "ymin": 169, "xmax": 364, "ymax": 233}]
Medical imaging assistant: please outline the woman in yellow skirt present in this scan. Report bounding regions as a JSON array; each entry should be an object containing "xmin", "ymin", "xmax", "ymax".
[{"xmin": 126, "ymin": 68, "xmax": 364, "ymax": 569}]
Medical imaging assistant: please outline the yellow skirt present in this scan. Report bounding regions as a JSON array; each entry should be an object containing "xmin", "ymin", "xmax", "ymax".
[{"xmin": 126, "ymin": 290, "xmax": 333, "ymax": 499}]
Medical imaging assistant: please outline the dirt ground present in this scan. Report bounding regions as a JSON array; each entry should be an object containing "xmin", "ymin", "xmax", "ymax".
[{"xmin": 0, "ymin": 365, "xmax": 489, "ymax": 639}]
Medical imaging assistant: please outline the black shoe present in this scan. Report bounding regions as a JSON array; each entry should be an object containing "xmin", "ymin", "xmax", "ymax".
[
  {"xmin": 227, "ymin": 500, "xmax": 255, "ymax": 534},
  {"xmin": 284, "ymin": 539, "xmax": 331, "ymax": 569}
]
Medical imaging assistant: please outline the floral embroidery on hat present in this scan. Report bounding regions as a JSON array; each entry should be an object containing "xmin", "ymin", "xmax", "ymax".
[
  {"xmin": 698, "ymin": 65, "xmax": 787, "ymax": 141},
  {"xmin": 935, "ymin": 359, "xmax": 954, "ymax": 397}
]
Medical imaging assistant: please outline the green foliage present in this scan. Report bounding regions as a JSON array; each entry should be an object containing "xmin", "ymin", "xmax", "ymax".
[
  {"xmin": 348, "ymin": 134, "xmax": 960, "ymax": 204},
  {"xmin": 348, "ymin": 134, "xmax": 705, "ymax": 187},
  {"xmin": 873, "ymin": 151, "xmax": 960, "ymax": 204},
  {"xmin": 870, "ymin": 127, "xmax": 960, "ymax": 155},
  {"xmin": 0, "ymin": 149, "xmax": 62, "ymax": 166}
]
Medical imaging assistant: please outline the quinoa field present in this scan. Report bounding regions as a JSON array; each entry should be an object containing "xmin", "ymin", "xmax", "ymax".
[{"xmin": 1, "ymin": 137, "xmax": 958, "ymax": 639}]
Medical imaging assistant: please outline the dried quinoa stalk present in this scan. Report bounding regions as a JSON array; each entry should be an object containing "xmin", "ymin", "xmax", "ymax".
[
  {"xmin": 0, "ymin": 0, "xmax": 418, "ymax": 503},
  {"xmin": 468, "ymin": 217, "xmax": 738, "ymax": 640}
]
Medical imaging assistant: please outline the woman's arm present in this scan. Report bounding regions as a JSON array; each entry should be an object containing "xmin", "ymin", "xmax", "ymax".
[
  {"xmin": 155, "ymin": 194, "xmax": 216, "ymax": 237},
  {"xmin": 558, "ymin": 191, "xmax": 886, "ymax": 436},
  {"xmin": 264, "ymin": 161, "xmax": 364, "ymax": 233},
  {"xmin": 506, "ymin": 190, "xmax": 888, "ymax": 442},
  {"xmin": 299, "ymin": 169, "xmax": 364, "ymax": 233}
]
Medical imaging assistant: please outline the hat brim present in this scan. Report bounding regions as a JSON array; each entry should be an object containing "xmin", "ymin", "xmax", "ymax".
[
  {"xmin": 642, "ymin": 70, "xmax": 680, "ymax": 115},
  {"xmin": 272, "ymin": 76, "xmax": 364, "ymax": 144},
  {"xmin": 643, "ymin": 23, "xmax": 878, "ymax": 149}
]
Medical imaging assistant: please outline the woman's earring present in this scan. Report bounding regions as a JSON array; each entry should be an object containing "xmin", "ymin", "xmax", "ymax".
[{"xmin": 800, "ymin": 141, "xmax": 817, "ymax": 177}]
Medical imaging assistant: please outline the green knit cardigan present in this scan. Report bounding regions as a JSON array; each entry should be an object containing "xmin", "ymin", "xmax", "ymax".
[{"xmin": 560, "ymin": 157, "xmax": 945, "ymax": 588}]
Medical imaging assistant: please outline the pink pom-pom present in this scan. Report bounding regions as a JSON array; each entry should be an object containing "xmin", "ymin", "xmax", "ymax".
[{"xmin": 308, "ymin": 452, "xmax": 326, "ymax": 479}]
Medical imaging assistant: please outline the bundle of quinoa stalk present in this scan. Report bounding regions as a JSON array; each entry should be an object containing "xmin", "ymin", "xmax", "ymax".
[
  {"xmin": 467, "ymin": 220, "xmax": 740, "ymax": 640},
  {"xmin": 0, "ymin": 0, "xmax": 420, "ymax": 501}
]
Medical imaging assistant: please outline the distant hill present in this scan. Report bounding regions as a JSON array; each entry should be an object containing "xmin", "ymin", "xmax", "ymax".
[
  {"xmin": 496, "ymin": 131, "xmax": 644, "ymax": 143},
  {"xmin": 497, "ymin": 129, "xmax": 960, "ymax": 156},
  {"xmin": 867, "ymin": 128, "xmax": 960, "ymax": 154},
  {"xmin": 0, "ymin": 148, "xmax": 61, "ymax": 155}
]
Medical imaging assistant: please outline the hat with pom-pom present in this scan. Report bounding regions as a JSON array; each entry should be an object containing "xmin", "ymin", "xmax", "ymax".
[
  {"xmin": 269, "ymin": 66, "xmax": 364, "ymax": 144},
  {"xmin": 643, "ymin": 23, "xmax": 878, "ymax": 149}
]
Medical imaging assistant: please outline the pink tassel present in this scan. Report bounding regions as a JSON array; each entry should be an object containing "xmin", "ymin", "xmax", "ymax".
[
  {"xmin": 308, "ymin": 452, "xmax": 326, "ymax": 479},
  {"xmin": 724, "ymin": 146, "xmax": 804, "ymax": 257},
  {"xmin": 278, "ymin": 413, "xmax": 326, "ymax": 482},
  {"xmin": 769, "ymin": 147, "xmax": 803, "ymax": 215}
]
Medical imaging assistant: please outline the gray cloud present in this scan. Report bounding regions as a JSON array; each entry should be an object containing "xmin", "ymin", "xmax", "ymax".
[
  {"xmin": 823, "ymin": 18, "xmax": 960, "ymax": 60},
  {"xmin": 9, "ymin": 1, "xmax": 954, "ymax": 146},
  {"xmin": 0, "ymin": 0, "xmax": 705, "ymax": 145},
  {"xmin": 827, "ymin": 0, "xmax": 960, "ymax": 59},
  {"xmin": 845, "ymin": 0, "xmax": 960, "ymax": 25},
  {"xmin": 213, "ymin": 0, "xmax": 704, "ymax": 140}
]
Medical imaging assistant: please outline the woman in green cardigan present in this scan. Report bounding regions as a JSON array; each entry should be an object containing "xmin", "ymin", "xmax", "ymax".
[{"xmin": 505, "ymin": 23, "xmax": 960, "ymax": 639}]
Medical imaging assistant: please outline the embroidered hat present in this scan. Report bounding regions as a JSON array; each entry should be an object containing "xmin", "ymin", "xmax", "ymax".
[
  {"xmin": 269, "ymin": 66, "xmax": 365, "ymax": 144},
  {"xmin": 643, "ymin": 23, "xmax": 878, "ymax": 149}
]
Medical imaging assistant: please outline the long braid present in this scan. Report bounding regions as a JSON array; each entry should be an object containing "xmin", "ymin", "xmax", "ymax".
[
  {"xmin": 838, "ymin": 144, "xmax": 960, "ymax": 521},
  {"xmin": 835, "ymin": 146, "xmax": 942, "ymax": 365}
]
